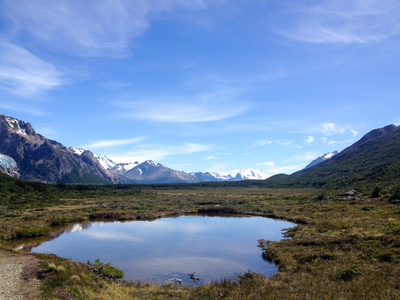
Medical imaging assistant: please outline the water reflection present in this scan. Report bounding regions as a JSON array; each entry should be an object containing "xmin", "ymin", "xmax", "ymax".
[{"xmin": 16, "ymin": 215, "xmax": 294, "ymax": 284}]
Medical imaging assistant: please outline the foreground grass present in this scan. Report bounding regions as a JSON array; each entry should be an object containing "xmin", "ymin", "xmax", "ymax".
[{"xmin": 1, "ymin": 185, "xmax": 400, "ymax": 299}]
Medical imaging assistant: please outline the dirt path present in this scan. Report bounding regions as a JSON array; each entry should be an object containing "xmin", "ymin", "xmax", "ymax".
[{"xmin": 0, "ymin": 250, "xmax": 41, "ymax": 300}]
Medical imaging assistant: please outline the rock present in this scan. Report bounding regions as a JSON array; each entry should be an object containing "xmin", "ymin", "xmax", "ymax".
[{"xmin": 340, "ymin": 190, "xmax": 357, "ymax": 197}]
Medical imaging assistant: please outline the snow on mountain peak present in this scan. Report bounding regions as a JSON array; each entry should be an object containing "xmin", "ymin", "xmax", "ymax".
[
  {"xmin": 111, "ymin": 162, "xmax": 139, "ymax": 173},
  {"xmin": 5, "ymin": 117, "xmax": 27, "ymax": 136},
  {"xmin": 144, "ymin": 160, "xmax": 160, "ymax": 167},
  {"xmin": 71, "ymin": 148, "xmax": 85, "ymax": 156},
  {"xmin": 94, "ymin": 154, "xmax": 117, "ymax": 170},
  {"xmin": 195, "ymin": 169, "xmax": 270, "ymax": 181},
  {"xmin": 233, "ymin": 169, "xmax": 270, "ymax": 180}
]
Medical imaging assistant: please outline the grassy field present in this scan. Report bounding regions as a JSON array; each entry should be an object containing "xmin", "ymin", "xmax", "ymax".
[{"xmin": 1, "ymin": 183, "xmax": 400, "ymax": 299}]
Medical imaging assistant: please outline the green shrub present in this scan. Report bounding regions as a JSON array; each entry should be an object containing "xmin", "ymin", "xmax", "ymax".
[
  {"xmin": 373, "ymin": 248, "xmax": 400, "ymax": 262},
  {"xmin": 87, "ymin": 259, "xmax": 125, "ymax": 282},
  {"xmin": 15, "ymin": 226, "xmax": 49, "ymax": 238}
]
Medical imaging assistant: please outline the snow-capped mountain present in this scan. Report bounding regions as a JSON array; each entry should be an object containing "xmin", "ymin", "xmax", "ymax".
[
  {"xmin": 94, "ymin": 153, "xmax": 117, "ymax": 170},
  {"xmin": 303, "ymin": 151, "xmax": 339, "ymax": 170},
  {"xmin": 110, "ymin": 162, "xmax": 139, "ymax": 173},
  {"xmin": 231, "ymin": 169, "xmax": 271, "ymax": 180},
  {"xmin": 122, "ymin": 160, "xmax": 198, "ymax": 184},
  {"xmin": 92, "ymin": 153, "xmax": 270, "ymax": 184},
  {"xmin": 191, "ymin": 169, "xmax": 270, "ymax": 182},
  {"xmin": 93, "ymin": 154, "xmax": 139, "ymax": 173}
]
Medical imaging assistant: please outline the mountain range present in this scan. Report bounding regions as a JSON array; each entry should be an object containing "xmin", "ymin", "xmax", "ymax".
[
  {"xmin": 1, "ymin": 113, "xmax": 398, "ymax": 187},
  {"xmin": 0, "ymin": 114, "xmax": 270, "ymax": 184},
  {"xmin": 93, "ymin": 152, "xmax": 270, "ymax": 184}
]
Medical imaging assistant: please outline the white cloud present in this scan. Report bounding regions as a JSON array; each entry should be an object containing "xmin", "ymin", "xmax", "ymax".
[
  {"xmin": 205, "ymin": 155, "xmax": 218, "ymax": 160},
  {"xmin": 116, "ymin": 89, "xmax": 251, "ymax": 123},
  {"xmin": 0, "ymin": 42, "xmax": 63, "ymax": 97},
  {"xmin": 305, "ymin": 136, "xmax": 314, "ymax": 144},
  {"xmin": 84, "ymin": 137, "xmax": 146, "ymax": 149},
  {"xmin": 350, "ymin": 129, "xmax": 359, "ymax": 136},
  {"xmin": 279, "ymin": 140, "xmax": 294, "ymax": 147},
  {"xmin": 252, "ymin": 140, "xmax": 273, "ymax": 147},
  {"xmin": 258, "ymin": 161, "xmax": 275, "ymax": 167},
  {"xmin": 321, "ymin": 123, "xmax": 338, "ymax": 135},
  {"xmin": 3, "ymin": 0, "xmax": 226, "ymax": 57},
  {"xmin": 321, "ymin": 123, "xmax": 359, "ymax": 137},
  {"xmin": 277, "ymin": 0, "xmax": 400, "ymax": 44}
]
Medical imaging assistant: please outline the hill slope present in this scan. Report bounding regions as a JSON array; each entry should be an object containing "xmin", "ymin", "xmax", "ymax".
[{"xmin": 267, "ymin": 124, "xmax": 400, "ymax": 189}]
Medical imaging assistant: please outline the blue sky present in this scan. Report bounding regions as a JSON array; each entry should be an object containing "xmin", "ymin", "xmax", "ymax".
[{"xmin": 1, "ymin": 0, "xmax": 399, "ymax": 175}]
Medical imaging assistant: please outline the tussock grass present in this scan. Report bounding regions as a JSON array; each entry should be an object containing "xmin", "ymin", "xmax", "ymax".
[{"xmin": 1, "ymin": 185, "xmax": 400, "ymax": 299}]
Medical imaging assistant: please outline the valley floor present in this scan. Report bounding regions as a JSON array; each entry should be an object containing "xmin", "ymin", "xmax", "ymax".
[{"xmin": 1, "ymin": 185, "xmax": 400, "ymax": 299}]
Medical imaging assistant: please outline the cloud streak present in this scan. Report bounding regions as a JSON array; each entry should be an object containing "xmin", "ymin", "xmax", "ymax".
[
  {"xmin": 84, "ymin": 137, "xmax": 147, "ymax": 149},
  {"xmin": 117, "ymin": 89, "xmax": 251, "ymax": 123},
  {"xmin": 3, "ymin": 0, "xmax": 226, "ymax": 57},
  {"xmin": 276, "ymin": 0, "xmax": 400, "ymax": 44},
  {"xmin": 0, "ymin": 41, "xmax": 63, "ymax": 97}
]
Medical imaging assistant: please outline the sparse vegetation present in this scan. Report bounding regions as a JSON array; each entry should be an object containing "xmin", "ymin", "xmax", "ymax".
[{"xmin": 1, "ymin": 175, "xmax": 400, "ymax": 299}]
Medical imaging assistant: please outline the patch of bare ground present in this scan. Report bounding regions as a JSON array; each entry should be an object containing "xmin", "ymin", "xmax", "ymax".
[{"xmin": 0, "ymin": 250, "xmax": 41, "ymax": 300}]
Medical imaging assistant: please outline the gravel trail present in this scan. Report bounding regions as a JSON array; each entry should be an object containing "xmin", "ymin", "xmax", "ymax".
[{"xmin": 0, "ymin": 250, "xmax": 41, "ymax": 300}]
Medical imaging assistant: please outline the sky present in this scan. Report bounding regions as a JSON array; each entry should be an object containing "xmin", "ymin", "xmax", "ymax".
[{"xmin": 1, "ymin": 0, "xmax": 399, "ymax": 175}]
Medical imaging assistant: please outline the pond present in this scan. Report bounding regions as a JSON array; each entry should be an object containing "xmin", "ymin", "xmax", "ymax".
[{"xmin": 17, "ymin": 215, "xmax": 294, "ymax": 284}]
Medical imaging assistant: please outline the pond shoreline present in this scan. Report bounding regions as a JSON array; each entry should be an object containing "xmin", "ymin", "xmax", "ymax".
[{"xmin": 12, "ymin": 214, "xmax": 295, "ymax": 285}]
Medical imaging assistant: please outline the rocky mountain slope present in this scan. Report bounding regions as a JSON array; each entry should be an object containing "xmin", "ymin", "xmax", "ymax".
[{"xmin": 0, "ymin": 114, "xmax": 117, "ymax": 183}]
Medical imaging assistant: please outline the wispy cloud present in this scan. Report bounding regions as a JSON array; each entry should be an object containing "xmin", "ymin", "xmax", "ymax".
[
  {"xmin": 0, "ymin": 41, "xmax": 63, "ymax": 97},
  {"xmin": 3, "ymin": 0, "xmax": 226, "ymax": 57},
  {"xmin": 111, "ymin": 142, "xmax": 211, "ymax": 163},
  {"xmin": 205, "ymin": 155, "xmax": 218, "ymax": 160},
  {"xmin": 116, "ymin": 89, "xmax": 251, "ymax": 123},
  {"xmin": 257, "ymin": 161, "xmax": 275, "ymax": 167},
  {"xmin": 0, "ymin": 102, "xmax": 44, "ymax": 116},
  {"xmin": 251, "ymin": 140, "xmax": 273, "ymax": 147},
  {"xmin": 84, "ymin": 137, "xmax": 146, "ymax": 149},
  {"xmin": 276, "ymin": 0, "xmax": 400, "ymax": 44}
]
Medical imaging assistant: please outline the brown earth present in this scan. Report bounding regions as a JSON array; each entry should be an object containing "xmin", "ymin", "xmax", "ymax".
[{"xmin": 0, "ymin": 250, "xmax": 42, "ymax": 300}]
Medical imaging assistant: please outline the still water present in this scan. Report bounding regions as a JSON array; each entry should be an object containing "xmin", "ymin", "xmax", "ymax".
[{"xmin": 24, "ymin": 215, "xmax": 294, "ymax": 284}]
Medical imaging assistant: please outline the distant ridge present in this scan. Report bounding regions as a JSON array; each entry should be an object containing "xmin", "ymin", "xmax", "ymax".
[
  {"xmin": 93, "ymin": 153, "xmax": 271, "ymax": 184},
  {"xmin": 266, "ymin": 124, "xmax": 400, "ymax": 188}
]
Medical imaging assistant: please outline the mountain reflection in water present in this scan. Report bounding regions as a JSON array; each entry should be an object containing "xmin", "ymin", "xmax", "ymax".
[{"xmin": 15, "ymin": 216, "xmax": 294, "ymax": 284}]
